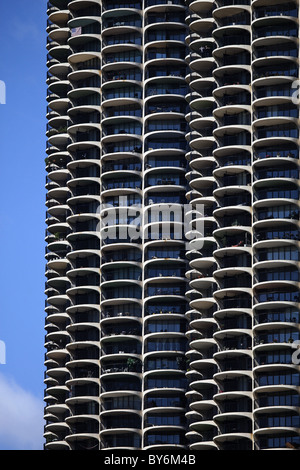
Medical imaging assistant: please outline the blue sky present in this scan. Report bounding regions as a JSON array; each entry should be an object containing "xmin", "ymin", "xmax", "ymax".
[{"xmin": 0, "ymin": 0, "xmax": 47, "ymax": 449}]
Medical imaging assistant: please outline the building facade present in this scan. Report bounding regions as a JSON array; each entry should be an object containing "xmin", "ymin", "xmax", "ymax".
[{"xmin": 44, "ymin": 0, "xmax": 300, "ymax": 450}]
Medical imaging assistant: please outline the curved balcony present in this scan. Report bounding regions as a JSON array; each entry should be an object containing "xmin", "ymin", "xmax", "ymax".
[
  {"xmin": 253, "ymin": 357, "xmax": 300, "ymax": 449},
  {"xmin": 48, "ymin": 8, "xmax": 70, "ymax": 28},
  {"xmin": 100, "ymin": 410, "xmax": 142, "ymax": 446}
]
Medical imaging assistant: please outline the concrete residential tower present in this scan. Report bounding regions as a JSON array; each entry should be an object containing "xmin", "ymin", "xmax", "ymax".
[{"xmin": 44, "ymin": 0, "xmax": 300, "ymax": 450}]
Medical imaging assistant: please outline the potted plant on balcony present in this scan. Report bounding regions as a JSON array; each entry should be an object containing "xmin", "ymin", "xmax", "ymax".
[{"xmin": 127, "ymin": 357, "xmax": 140, "ymax": 372}]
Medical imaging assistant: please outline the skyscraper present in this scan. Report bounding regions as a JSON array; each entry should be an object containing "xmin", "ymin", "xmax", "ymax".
[{"xmin": 45, "ymin": 0, "xmax": 300, "ymax": 450}]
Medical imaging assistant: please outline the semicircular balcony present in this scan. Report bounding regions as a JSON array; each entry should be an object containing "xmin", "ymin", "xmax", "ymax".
[
  {"xmin": 146, "ymin": 86, "xmax": 187, "ymax": 114},
  {"xmin": 253, "ymin": 421, "xmax": 300, "ymax": 450},
  {"xmin": 253, "ymin": 360, "xmax": 300, "ymax": 449},
  {"xmin": 102, "ymin": 8, "xmax": 142, "ymax": 45},
  {"xmin": 188, "ymin": 370, "xmax": 219, "ymax": 410},
  {"xmin": 45, "ymin": 330, "xmax": 71, "ymax": 365},
  {"xmin": 100, "ymin": 391, "xmax": 141, "ymax": 430},
  {"xmin": 188, "ymin": 112, "xmax": 215, "ymax": 140},
  {"xmin": 213, "ymin": 215, "xmax": 251, "ymax": 257},
  {"xmin": 213, "ymin": 338, "xmax": 252, "ymax": 375},
  {"xmin": 186, "ymin": 267, "xmax": 215, "ymax": 290},
  {"xmin": 101, "ymin": 430, "xmax": 142, "ymax": 450},
  {"xmin": 65, "ymin": 265, "xmax": 100, "ymax": 305},
  {"xmin": 68, "ymin": 102, "xmax": 100, "ymax": 135},
  {"xmin": 187, "ymin": 126, "xmax": 215, "ymax": 156},
  {"xmin": 213, "ymin": 248, "xmax": 252, "ymax": 287},
  {"xmin": 253, "ymin": 325, "xmax": 300, "ymax": 363},
  {"xmin": 68, "ymin": 170, "xmax": 99, "ymax": 199},
  {"xmin": 48, "ymin": 41, "xmax": 71, "ymax": 67},
  {"xmin": 143, "ymin": 386, "xmax": 187, "ymax": 428},
  {"xmin": 100, "ymin": 347, "xmax": 142, "ymax": 375},
  {"xmin": 67, "ymin": 26, "xmax": 100, "ymax": 59},
  {"xmin": 253, "ymin": 182, "xmax": 299, "ymax": 246},
  {"xmin": 253, "ymin": 372, "xmax": 300, "ymax": 450},
  {"xmin": 144, "ymin": 405, "xmax": 187, "ymax": 437},
  {"xmin": 214, "ymin": 167, "xmax": 251, "ymax": 199},
  {"xmin": 143, "ymin": 430, "xmax": 187, "ymax": 450},
  {"xmin": 104, "ymin": 52, "xmax": 141, "ymax": 94},
  {"xmin": 253, "ymin": 237, "xmax": 299, "ymax": 270},
  {"xmin": 260, "ymin": 181, "xmax": 296, "ymax": 234},
  {"xmin": 46, "ymin": 174, "xmax": 70, "ymax": 201},
  {"xmin": 252, "ymin": 13, "xmax": 298, "ymax": 49},
  {"xmin": 66, "ymin": 262, "xmax": 100, "ymax": 291},
  {"xmin": 66, "ymin": 183, "xmax": 100, "ymax": 219},
  {"xmin": 213, "ymin": 2, "xmax": 250, "ymax": 26},
  {"xmin": 101, "ymin": 42, "xmax": 142, "ymax": 75},
  {"xmin": 66, "ymin": 398, "xmax": 99, "ymax": 436},
  {"xmin": 103, "ymin": 37, "xmax": 142, "ymax": 59},
  {"xmin": 145, "ymin": 172, "xmax": 186, "ymax": 207},
  {"xmin": 213, "ymin": 410, "xmax": 253, "ymax": 450},
  {"xmin": 66, "ymin": 170, "xmax": 100, "ymax": 204},
  {"xmin": 67, "ymin": 122, "xmax": 100, "ymax": 154},
  {"xmin": 48, "ymin": 6, "xmax": 70, "ymax": 30},
  {"xmin": 100, "ymin": 273, "xmax": 142, "ymax": 309},
  {"xmin": 253, "ymin": 101, "xmax": 298, "ymax": 132},
  {"xmin": 212, "ymin": 81, "xmax": 251, "ymax": 122},
  {"xmin": 146, "ymin": 17, "xmax": 186, "ymax": 48},
  {"xmin": 102, "ymin": 75, "xmax": 142, "ymax": 103},
  {"xmin": 102, "ymin": 105, "xmax": 142, "ymax": 135},
  {"xmin": 101, "ymin": 296, "xmax": 142, "ymax": 324},
  {"xmin": 253, "ymin": 270, "xmax": 300, "ymax": 313},
  {"xmin": 45, "ymin": 276, "xmax": 70, "ymax": 306},
  {"xmin": 102, "ymin": 29, "xmax": 142, "ymax": 61},
  {"xmin": 144, "ymin": 0, "xmax": 186, "ymax": 40},
  {"xmin": 253, "ymin": 158, "xmax": 299, "ymax": 204},
  {"xmin": 213, "ymin": 16, "xmax": 250, "ymax": 52},
  {"xmin": 253, "ymin": 256, "xmax": 300, "ymax": 293},
  {"xmin": 100, "ymin": 409, "xmax": 141, "ymax": 445},
  {"xmin": 47, "ymin": 75, "xmax": 71, "ymax": 106},
  {"xmin": 68, "ymin": 78, "xmax": 100, "ymax": 110},
  {"xmin": 213, "ymin": 117, "xmax": 251, "ymax": 151},
  {"xmin": 68, "ymin": 37, "xmax": 101, "ymax": 69},
  {"xmin": 101, "ymin": 123, "xmax": 143, "ymax": 157},
  {"xmin": 65, "ymin": 422, "xmax": 100, "ymax": 450},
  {"xmin": 68, "ymin": 0, "xmax": 101, "ymax": 25},
  {"xmin": 67, "ymin": 36, "xmax": 101, "ymax": 75},
  {"xmin": 46, "ymin": 204, "xmax": 71, "ymax": 233},
  {"xmin": 145, "ymin": 0, "xmax": 185, "ymax": 12},
  {"xmin": 252, "ymin": 52, "xmax": 298, "ymax": 92},
  {"xmin": 48, "ymin": 57, "xmax": 72, "ymax": 84},
  {"xmin": 144, "ymin": 127, "xmax": 188, "ymax": 156},
  {"xmin": 186, "ymin": 45, "xmax": 215, "ymax": 75},
  {"xmin": 66, "ymin": 340, "xmax": 99, "ymax": 389},
  {"xmin": 213, "ymin": 107, "xmax": 251, "ymax": 146},
  {"xmin": 253, "ymin": 218, "xmax": 299, "ymax": 248},
  {"xmin": 101, "ymin": 317, "xmax": 141, "ymax": 345},
  {"xmin": 252, "ymin": 0, "xmax": 298, "ymax": 23},
  {"xmin": 103, "ymin": 0, "xmax": 141, "ymax": 13},
  {"xmin": 144, "ymin": 279, "xmax": 187, "ymax": 322},
  {"xmin": 186, "ymin": 10, "xmax": 215, "ymax": 40},
  {"xmin": 102, "ymin": 113, "xmax": 142, "ymax": 139},
  {"xmin": 101, "ymin": 239, "xmax": 142, "ymax": 264}
]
